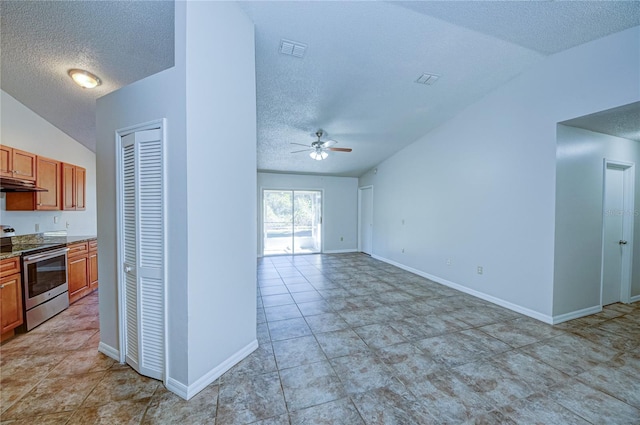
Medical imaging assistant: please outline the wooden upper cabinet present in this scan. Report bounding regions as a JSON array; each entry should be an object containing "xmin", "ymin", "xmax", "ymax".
[
  {"xmin": 0, "ymin": 146, "xmax": 12, "ymax": 177},
  {"xmin": 62, "ymin": 163, "xmax": 86, "ymax": 211},
  {"xmin": 62, "ymin": 163, "xmax": 75, "ymax": 210},
  {"xmin": 3, "ymin": 144, "xmax": 85, "ymax": 212},
  {"xmin": 36, "ymin": 157, "xmax": 61, "ymax": 210},
  {"xmin": 0, "ymin": 146, "xmax": 36, "ymax": 181},
  {"xmin": 6, "ymin": 156, "xmax": 61, "ymax": 211},
  {"xmin": 75, "ymin": 167, "xmax": 86, "ymax": 210},
  {"xmin": 13, "ymin": 149, "xmax": 37, "ymax": 181}
]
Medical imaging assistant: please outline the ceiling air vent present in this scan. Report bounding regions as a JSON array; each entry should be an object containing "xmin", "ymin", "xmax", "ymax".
[
  {"xmin": 280, "ymin": 39, "xmax": 307, "ymax": 58},
  {"xmin": 415, "ymin": 73, "xmax": 440, "ymax": 85}
]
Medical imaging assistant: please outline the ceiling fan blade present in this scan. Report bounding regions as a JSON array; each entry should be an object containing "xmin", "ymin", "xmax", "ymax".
[
  {"xmin": 328, "ymin": 147, "xmax": 352, "ymax": 152},
  {"xmin": 320, "ymin": 140, "xmax": 337, "ymax": 148},
  {"xmin": 291, "ymin": 148, "xmax": 313, "ymax": 153},
  {"xmin": 291, "ymin": 142, "xmax": 311, "ymax": 147}
]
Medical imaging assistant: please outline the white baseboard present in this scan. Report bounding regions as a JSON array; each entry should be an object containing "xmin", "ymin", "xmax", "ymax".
[
  {"xmin": 98, "ymin": 341, "xmax": 120, "ymax": 361},
  {"xmin": 630, "ymin": 294, "xmax": 640, "ymax": 303},
  {"xmin": 551, "ymin": 305, "xmax": 602, "ymax": 324},
  {"xmin": 372, "ymin": 254, "xmax": 554, "ymax": 324},
  {"xmin": 166, "ymin": 339, "xmax": 259, "ymax": 401},
  {"xmin": 165, "ymin": 377, "xmax": 189, "ymax": 399},
  {"xmin": 324, "ymin": 249, "xmax": 358, "ymax": 254}
]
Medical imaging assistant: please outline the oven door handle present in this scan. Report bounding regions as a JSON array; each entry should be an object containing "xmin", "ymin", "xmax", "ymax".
[{"xmin": 23, "ymin": 248, "xmax": 70, "ymax": 262}]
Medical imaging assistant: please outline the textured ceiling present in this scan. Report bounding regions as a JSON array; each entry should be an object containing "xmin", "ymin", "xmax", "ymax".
[
  {"xmin": 1, "ymin": 1, "xmax": 639, "ymax": 176},
  {"xmin": 0, "ymin": 0, "xmax": 174, "ymax": 152},
  {"xmin": 240, "ymin": 1, "xmax": 640, "ymax": 176},
  {"xmin": 397, "ymin": 1, "xmax": 640, "ymax": 55},
  {"xmin": 562, "ymin": 102, "xmax": 640, "ymax": 142}
]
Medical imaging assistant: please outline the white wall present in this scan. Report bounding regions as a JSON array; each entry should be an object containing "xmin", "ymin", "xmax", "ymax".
[
  {"xmin": 0, "ymin": 90, "xmax": 97, "ymax": 236},
  {"xmin": 257, "ymin": 172, "xmax": 359, "ymax": 255},
  {"xmin": 96, "ymin": 2, "xmax": 189, "ymax": 386},
  {"xmin": 554, "ymin": 125, "xmax": 640, "ymax": 316},
  {"xmin": 184, "ymin": 1, "xmax": 257, "ymax": 386},
  {"xmin": 96, "ymin": 1, "xmax": 256, "ymax": 398},
  {"xmin": 359, "ymin": 26, "xmax": 639, "ymax": 322}
]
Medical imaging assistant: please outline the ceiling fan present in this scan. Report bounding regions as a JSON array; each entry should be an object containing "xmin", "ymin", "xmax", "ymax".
[{"xmin": 291, "ymin": 130, "xmax": 353, "ymax": 160}]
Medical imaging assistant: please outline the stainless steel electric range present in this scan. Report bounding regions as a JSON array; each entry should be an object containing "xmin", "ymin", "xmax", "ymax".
[{"xmin": 1, "ymin": 239, "xmax": 70, "ymax": 330}]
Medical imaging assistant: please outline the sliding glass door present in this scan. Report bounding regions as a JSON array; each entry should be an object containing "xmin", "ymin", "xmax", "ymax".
[{"xmin": 263, "ymin": 190, "xmax": 322, "ymax": 256}]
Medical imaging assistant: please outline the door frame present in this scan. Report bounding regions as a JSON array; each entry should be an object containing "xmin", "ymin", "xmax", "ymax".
[
  {"xmin": 600, "ymin": 159, "xmax": 635, "ymax": 305},
  {"xmin": 358, "ymin": 185, "xmax": 373, "ymax": 254},
  {"xmin": 115, "ymin": 118, "xmax": 168, "ymax": 381},
  {"xmin": 260, "ymin": 188, "xmax": 324, "ymax": 256}
]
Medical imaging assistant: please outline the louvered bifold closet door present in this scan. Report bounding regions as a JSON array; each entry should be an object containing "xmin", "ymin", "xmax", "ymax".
[
  {"xmin": 136, "ymin": 130, "xmax": 164, "ymax": 380},
  {"xmin": 121, "ymin": 134, "xmax": 140, "ymax": 373},
  {"xmin": 120, "ymin": 129, "xmax": 165, "ymax": 381}
]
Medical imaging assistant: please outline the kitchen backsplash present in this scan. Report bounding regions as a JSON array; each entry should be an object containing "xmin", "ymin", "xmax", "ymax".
[{"xmin": 1, "ymin": 194, "xmax": 96, "ymax": 236}]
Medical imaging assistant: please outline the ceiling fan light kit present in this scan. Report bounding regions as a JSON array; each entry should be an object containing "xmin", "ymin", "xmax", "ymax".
[
  {"xmin": 310, "ymin": 151, "xmax": 328, "ymax": 161},
  {"xmin": 291, "ymin": 129, "xmax": 353, "ymax": 161}
]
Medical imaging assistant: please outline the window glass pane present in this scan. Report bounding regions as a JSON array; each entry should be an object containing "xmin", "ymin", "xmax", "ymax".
[{"xmin": 263, "ymin": 190, "xmax": 293, "ymax": 255}]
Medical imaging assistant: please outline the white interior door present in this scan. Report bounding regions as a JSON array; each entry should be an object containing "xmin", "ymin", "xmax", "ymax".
[
  {"xmin": 119, "ymin": 127, "xmax": 165, "ymax": 381},
  {"xmin": 602, "ymin": 162, "xmax": 634, "ymax": 305},
  {"xmin": 359, "ymin": 187, "xmax": 373, "ymax": 255}
]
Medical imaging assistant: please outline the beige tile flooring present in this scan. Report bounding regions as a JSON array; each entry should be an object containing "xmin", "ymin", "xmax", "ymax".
[{"xmin": 1, "ymin": 253, "xmax": 639, "ymax": 424}]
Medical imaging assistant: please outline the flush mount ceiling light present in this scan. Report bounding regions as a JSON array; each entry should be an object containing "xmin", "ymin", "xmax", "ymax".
[{"xmin": 68, "ymin": 69, "xmax": 102, "ymax": 89}]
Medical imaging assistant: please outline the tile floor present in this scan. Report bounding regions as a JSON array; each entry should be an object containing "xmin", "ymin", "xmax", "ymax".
[{"xmin": 1, "ymin": 253, "xmax": 639, "ymax": 424}]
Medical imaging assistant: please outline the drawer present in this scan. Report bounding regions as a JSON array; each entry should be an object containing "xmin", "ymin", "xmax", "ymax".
[
  {"xmin": 0, "ymin": 257, "xmax": 21, "ymax": 278},
  {"xmin": 67, "ymin": 242, "xmax": 89, "ymax": 258},
  {"xmin": 89, "ymin": 239, "xmax": 98, "ymax": 252}
]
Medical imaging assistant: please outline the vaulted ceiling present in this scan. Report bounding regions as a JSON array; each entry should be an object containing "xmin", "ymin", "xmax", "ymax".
[{"xmin": 2, "ymin": 1, "xmax": 639, "ymax": 177}]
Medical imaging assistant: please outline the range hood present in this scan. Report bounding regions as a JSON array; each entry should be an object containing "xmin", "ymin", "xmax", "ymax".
[{"xmin": 0, "ymin": 177, "xmax": 48, "ymax": 192}]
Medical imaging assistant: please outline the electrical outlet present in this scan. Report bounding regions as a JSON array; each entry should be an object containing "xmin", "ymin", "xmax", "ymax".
[
  {"xmin": 340, "ymin": 236, "xmax": 344, "ymax": 242},
  {"xmin": 477, "ymin": 266, "xmax": 483, "ymax": 275},
  {"xmin": 66, "ymin": 221, "xmax": 70, "ymax": 229},
  {"xmin": 53, "ymin": 216, "xmax": 59, "ymax": 224},
  {"xmin": 35, "ymin": 223, "xmax": 40, "ymax": 232},
  {"xmin": 446, "ymin": 259, "xmax": 452, "ymax": 266}
]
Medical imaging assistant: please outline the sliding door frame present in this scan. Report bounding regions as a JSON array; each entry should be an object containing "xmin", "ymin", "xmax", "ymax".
[{"xmin": 260, "ymin": 187, "xmax": 324, "ymax": 256}]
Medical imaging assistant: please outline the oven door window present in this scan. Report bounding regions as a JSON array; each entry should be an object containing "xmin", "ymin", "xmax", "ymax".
[{"xmin": 26, "ymin": 254, "xmax": 67, "ymax": 298}]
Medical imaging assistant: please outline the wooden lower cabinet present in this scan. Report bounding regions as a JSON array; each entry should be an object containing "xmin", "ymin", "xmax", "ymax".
[
  {"xmin": 68, "ymin": 254, "xmax": 89, "ymax": 303},
  {"xmin": 0, "ymin": 257, "xmax": 23, "ymax": 341},
  {"xmin": 89, "ymin": 245, "xmax": 98, "ymax": 292},
  {"xmin": 67, "ymin": 239, "xmax": 98, "ymax": 304}
]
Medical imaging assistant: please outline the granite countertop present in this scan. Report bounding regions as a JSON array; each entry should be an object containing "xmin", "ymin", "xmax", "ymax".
[
  {"xmin": 0, "ymin": 251, "xmax": 22, "ymax": 261},
  {"xmin": 0, "ymin": 234, "xmax": 97, "ymax": 261},
  {"xmin": 65, "ymin": 235, "xmax": 98, "ymax": 245}
]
